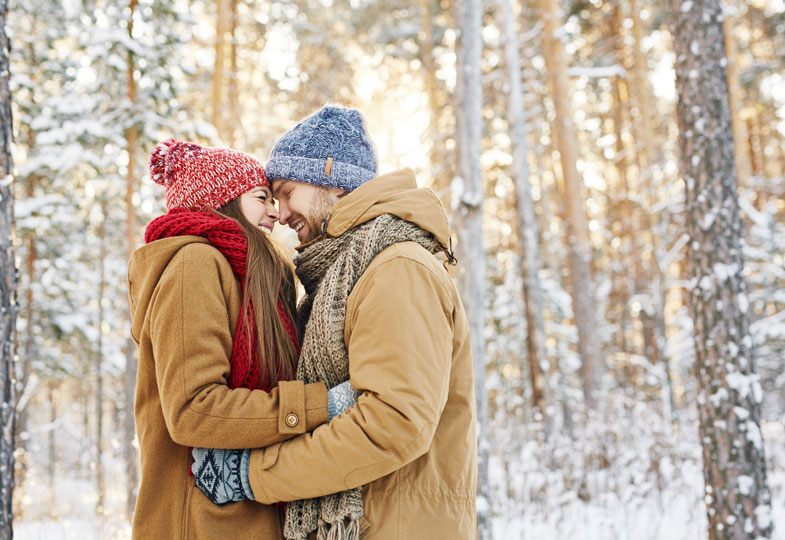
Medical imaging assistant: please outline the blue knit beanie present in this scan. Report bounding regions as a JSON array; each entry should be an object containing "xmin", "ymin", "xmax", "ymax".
[{"xmin": 266, "ymin": 105, "xmax": 378, "ymax": 191}]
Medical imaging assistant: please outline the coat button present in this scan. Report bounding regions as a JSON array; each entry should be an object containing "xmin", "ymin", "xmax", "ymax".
[{"xmin": 285, "ymin": 413, "xmax": 299, "ymax": 428}]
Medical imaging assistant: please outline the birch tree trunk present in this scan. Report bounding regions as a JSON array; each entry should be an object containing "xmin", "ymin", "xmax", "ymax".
[
  {"xmin": 453, "ymin": 0, "xmax": 488, "ymax": 537},
  {"xmin": 0, "ymin": 0, "xmax": 15, "ymax": 532},
  {"xmin": 537, "ymin": 0, "xmax": 602, "ymax": 408},
  {"xmin": 495, "ymin": 0, "xmax": 548, "ymax": 417},
  {"xmin": 672, "ymin": 0, "xmax": 773, "ymax": 536},
  {"xmin": 124, "ymin": 0, "xmax": 139, "ymax": 518}
]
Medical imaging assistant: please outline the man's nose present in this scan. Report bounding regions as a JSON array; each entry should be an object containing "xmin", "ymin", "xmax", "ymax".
[
  {"xmin": 278, "ymin": 204, "xmax": 291, "ymax": 225},
  {"xmin": 267, "ymin": 204, "xmax": 280, "ymax": 222}
]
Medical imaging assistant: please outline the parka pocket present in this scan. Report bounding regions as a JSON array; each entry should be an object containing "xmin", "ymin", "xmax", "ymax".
[{"xmin": 183, "ymin": 480, "xmax": 283, "ymax": 539}]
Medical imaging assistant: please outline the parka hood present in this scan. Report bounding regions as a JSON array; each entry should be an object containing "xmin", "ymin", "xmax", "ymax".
[
  {"xmin": 127, "ymin": 235, "xmax": 210, "ymax": 341},
  {"xmin": 321, "ymin": 168, "xmax": 451, "ymax": 251}
]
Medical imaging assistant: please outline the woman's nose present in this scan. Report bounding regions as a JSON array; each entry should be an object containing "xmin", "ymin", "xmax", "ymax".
[{"xmin": 267, "ymin": 203, "xmax": 280, "ymax": 222}]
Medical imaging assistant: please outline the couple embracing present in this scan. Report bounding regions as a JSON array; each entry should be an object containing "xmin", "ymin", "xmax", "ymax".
[{"xmin": 127, "ymin": 105, "xmax": 477, "ymax": 539}]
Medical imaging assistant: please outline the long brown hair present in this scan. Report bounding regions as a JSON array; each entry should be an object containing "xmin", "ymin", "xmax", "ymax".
[{"xmin": 216, "ymin": 198, "xmax": 299, "ymax": 387}]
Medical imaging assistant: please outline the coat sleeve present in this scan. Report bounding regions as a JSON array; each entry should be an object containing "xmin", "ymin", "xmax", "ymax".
[
  {"xmin": 149, "ymin": 244, "xmax": 328, "ymax": 449},
  {"xmin": 248, "ymin": 249, "xmax": 455, "ymax": 503}
]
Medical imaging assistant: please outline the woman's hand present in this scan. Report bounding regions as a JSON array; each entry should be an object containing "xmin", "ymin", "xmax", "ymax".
[
  {"xmin": 191, "ymin": 381, "xmax": 357, "ymax": 505},
  {"xmin": 191, "ymin": 447, "xmax": 254, "ymax": 504}
]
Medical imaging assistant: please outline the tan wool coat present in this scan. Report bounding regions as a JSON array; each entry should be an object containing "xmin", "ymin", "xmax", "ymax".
[
  {"xmin": 128, "ymin": 235, "xmax": 329, "ymax": 539},
  {"xmin": 248, "ymin": 169, "xmax": 478, "ymax": 539}
]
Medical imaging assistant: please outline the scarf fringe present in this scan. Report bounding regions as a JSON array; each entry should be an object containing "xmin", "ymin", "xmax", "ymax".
[{"xmin": 315, "ymin": 518, "xmax": 360, "ymax": 540}]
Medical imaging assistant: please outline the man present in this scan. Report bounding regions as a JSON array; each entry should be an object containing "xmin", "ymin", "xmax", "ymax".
[{"xmin": 194, "ymin": 105, "xmax": 477, "ymax": 540}]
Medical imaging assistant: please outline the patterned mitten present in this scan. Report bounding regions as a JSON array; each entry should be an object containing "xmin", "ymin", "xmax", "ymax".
[
  {"xmin": 327, "ymin": 380, "xmax": 360, "ymax": 420},
  {"xmin": 191, "ymin": 447, "xmax": 254, "ymax": 505}
]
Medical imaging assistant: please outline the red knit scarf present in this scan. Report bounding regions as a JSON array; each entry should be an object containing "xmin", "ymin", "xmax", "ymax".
[{"xmin": 145, "ymin": 208, "xmax": 299, "ymax": 392}]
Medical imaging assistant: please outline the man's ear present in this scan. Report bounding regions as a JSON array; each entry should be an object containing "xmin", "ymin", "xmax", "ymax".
[{"xmin": 336, "ymin": 189, "xmax": 350, "ymax": 198}]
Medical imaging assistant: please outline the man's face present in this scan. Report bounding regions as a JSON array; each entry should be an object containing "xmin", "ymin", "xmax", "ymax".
[{"xmin": 272, "ymin": 179, "xmax": 345, "ymax": 244}]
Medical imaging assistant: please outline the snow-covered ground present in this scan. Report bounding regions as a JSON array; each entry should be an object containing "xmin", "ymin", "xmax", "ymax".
[
  {"xmin": 13, "ymin": 420, "xmax": 785, "ymax": 539},
  {"xmin": 488, "ymin": 419, "xmax": 785, "ymax": 539}
]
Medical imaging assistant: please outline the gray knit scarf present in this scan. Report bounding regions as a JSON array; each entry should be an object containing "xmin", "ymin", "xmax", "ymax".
[{"xmin": 283, "ymin": 213, "xmax": 442, "ymax": 540}]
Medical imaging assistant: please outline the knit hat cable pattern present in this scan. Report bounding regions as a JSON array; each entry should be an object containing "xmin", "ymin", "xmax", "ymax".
[
  {"xmin": 284, "ymin": 213, "xmax": 441, "ymax": 540},
  {"xmin": 265, "ymin": 106, "xmax": 378, "ymax": 192},
  {"xmin": 144, "ymin": 209, "xmax": 299, "ymax": 391},
  {"xmin": 150, "ymin": 138, "xmax": 269, "ymax": 211}
]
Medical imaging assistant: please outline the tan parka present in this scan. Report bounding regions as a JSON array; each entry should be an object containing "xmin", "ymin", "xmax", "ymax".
[
  {"xmin": 128, "ymin": 235, "xmax": 329, "ymax": 539},
  {"xmin": 248, "ymin": 169, "xmax": 478, "ymax": 539}
]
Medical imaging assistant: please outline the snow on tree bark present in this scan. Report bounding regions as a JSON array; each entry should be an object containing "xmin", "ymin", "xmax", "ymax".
[
  {"xmin": 453, "ymin": 0, "xmax": 488, "ymax": 537},
  {"xmin": 671, "ymin": 0, "xmax": 773, "ymax": 537},
  {"xmin": 0, "ymin": 0, "xmax": 16, "ymax": 534},
  {"xmin": 494, "ymin": 0, "xmax": 549, "ymax": 417}
]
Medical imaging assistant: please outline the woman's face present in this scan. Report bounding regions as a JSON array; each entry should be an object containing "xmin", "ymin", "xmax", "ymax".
[{"xmin": 239, "ymin": 185, "xmax": 279, "ymax": 234}]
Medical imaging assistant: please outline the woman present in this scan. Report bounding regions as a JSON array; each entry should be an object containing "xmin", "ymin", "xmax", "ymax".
[{"xmin": 128, "ymin": 138, "xmax": 354, "ymax": 539}]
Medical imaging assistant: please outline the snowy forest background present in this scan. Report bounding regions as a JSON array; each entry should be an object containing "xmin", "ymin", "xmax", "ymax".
[{"xmin": 3, "ymin": 0, "xmax": 785, "ymax": 538}]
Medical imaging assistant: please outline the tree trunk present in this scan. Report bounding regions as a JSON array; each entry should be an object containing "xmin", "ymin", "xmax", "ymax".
[
  {"xmin": 608, "ymin": 0, "xmax": 633, "ymax": 354},
  {"xmin": 671, "ymin": 0, "xmax": 772, "ymax": 537},
  {"xmin": 495, "ymin": 0, "xmax": 548, "ymax": 418},
  {"xmin": 628, "ymin": 0, "xmax": 673, "ymax": 416},
  {"xmin": 213, "ymin": 0, "xmax": 228, "ymax": 141},
  {"xmin": 536, "ymin": 0, "xmax": 602, "ymax": 408},
  {"xmin": 227, "ymin": 0, "xmax": 238, "ymax": 147},
  {"xmin": 125, "ymin": 0, "xmax": 139, "ymax": 518},
  {"xmin": 16, "ymin": 175, "xmax": 35, "ymax": 486},
  {"xmin": 48, "ymin": 384, "xmax": 56, "ymax": 513},
  {"xmin": 722, "ymin": 12, "xmax": 749, "ymax": 189},
  {"xmin": 0, "ymin": 0, "xmax": 15, "ymax": 531},
  {"xmin": 453, "ymin": 0, "xmax": 488, "ymax": 537},
  {"xmin": 629, "ymin": 0, "xmax": 655, "ymax": 171},
  {"xmin": 419, "ymin": 0, "xmax": 451, "ymax": 194},
  {"xmin": 745, "ymin": 115, "xmax": 761, "ymax": 179},
  {"xmin": 95, "ymin": 200, "xmax": 107, "ymax": 514}
]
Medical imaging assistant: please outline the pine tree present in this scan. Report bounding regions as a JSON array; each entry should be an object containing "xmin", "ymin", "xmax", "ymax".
[
  {"xmin": 0, "ymin": 0, "xmax": 16, "ymax": 533},
  {"xmin": 453, "ymin": 0, "xmax": 488, "ymax": 536},
  {"xmin": 671, "ymin": 0, "xmax": 773, "ymax": 536},
  {"xmin": 494, "ymin": 0, "xmax": 548, "ymax": 417},
  {"xmin": 536, "ymin": 0, "xmax": 602, "ymax": 408}
]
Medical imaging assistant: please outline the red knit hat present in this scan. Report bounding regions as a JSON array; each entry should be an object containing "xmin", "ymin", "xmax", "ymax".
[{"xmin": 149, "ymin": 138, "xmax": 269, "ymax": 210}]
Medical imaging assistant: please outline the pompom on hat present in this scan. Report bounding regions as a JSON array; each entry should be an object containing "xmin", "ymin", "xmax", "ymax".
[
  {"xmin": 265, "ymin": 105, "xmax": 377, "ymax": 192},
  {"xmin": 150, "ymin": 138, "xmax": 269, "ymax": 211}
]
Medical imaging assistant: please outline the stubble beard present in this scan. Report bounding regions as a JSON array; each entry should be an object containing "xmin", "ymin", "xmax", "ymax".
[{"xmin": 304, "ymin": 188, "xmax": 339, "ymax": 243}]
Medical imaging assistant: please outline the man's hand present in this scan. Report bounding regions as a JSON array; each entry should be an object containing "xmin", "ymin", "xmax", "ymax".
[
  {"xmin": 191, "ymin": 447, "xmax": 254, "ymax": 505},
  {"xmin": 327, "ymin": 380, "xmax": 360, "ymax": 420}
]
